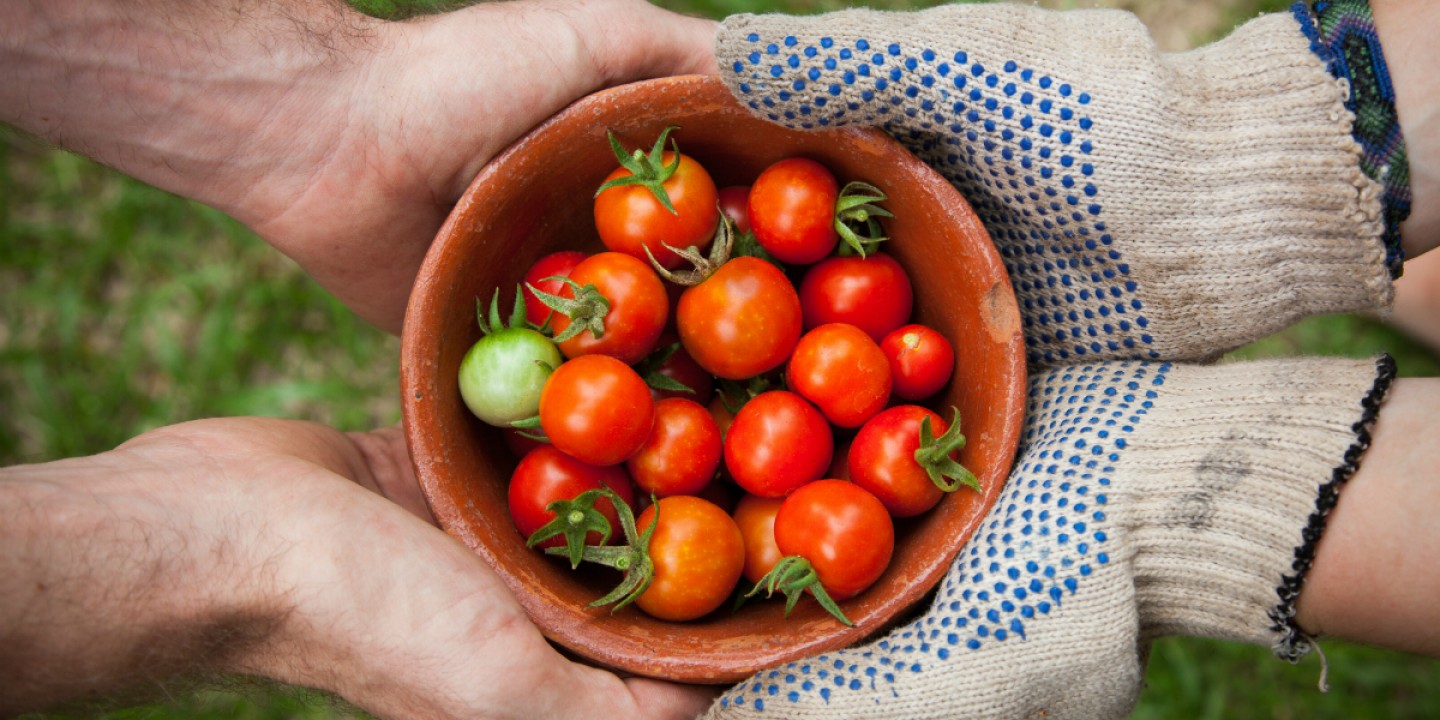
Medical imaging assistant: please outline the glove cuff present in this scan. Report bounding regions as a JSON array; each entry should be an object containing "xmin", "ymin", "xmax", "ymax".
[{"xmin": 1124, "ymin": 355, "xmax": 1395, "ymax": 659}]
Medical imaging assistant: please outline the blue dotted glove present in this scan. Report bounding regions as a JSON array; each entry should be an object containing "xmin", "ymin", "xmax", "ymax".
[
  {"xmin": 715, "ymin": 3, "xmax": 1395, "ymax": 367},
  {"xmin": 705, "ymin": 356, "xmax": 1391, "ymax": 719},
  {"xmin": 703, "ymin": 4, "xmax": 1407, "ymax": 718}
]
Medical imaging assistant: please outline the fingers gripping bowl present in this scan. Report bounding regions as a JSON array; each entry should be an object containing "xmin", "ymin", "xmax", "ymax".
[{"xmin": 401, "ymin": 75, "xmax": 1025, "ymax": 683}]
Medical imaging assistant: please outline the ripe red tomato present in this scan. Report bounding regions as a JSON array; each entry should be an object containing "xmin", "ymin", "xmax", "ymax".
[
  {"xmin": 626, "ymin": 397, "xmax": 722, "ymax": 498},
  {"xmin": 522, "ymin": 250, "xmax": 585, "ymax": 328},
  {"xmin": 549, "ymin": 252, "xmax": 668, "ymax": 365},
  {"xmin": 787, "ymin": 323, "xmax": 892, "ymax": 428},
  {"xmin": 634, "ymin": 496, "xmax": 745, "ymax": 621},
  {"xmin": 849, "ymin": 405, "xmax": 954, "ymax": 517},
  {"xmin": 732, "ymin": 493, "xmax": 785, "ymax": 585},
  {"xmin": 881, "ymin": 324, "xmax": 956, "ymax": 401},
  {"xmin": 798, "ymin": 253, "xmax": 913, "ymax": 342},
  {"xmin": 723, "ymin": 390, "xmax": 833, "ymax": 497},
  {"xmin": 774, "ymin": 479, "xmax": 894, "ymax": 601},
  {"xmin": 676, "ymin": 257, "xmax": 802, "ymax": 380},
  {"xmin": 717, "ymin": 185, "xmax": 752, "ymax": 235},
  {"xmin": 539, "ymin": 355, "xmax": 654, "ymax": 466},
  {"xmin": 507, "ymin": 445, "xmax": 635, "ymax": 547},
  {"xmin": 748, "ymin": 158, "xmax": 840, "ymax": 264},
  {"xmin": 595, "ymin": 151, "xmax": 718, "ymax": 270}
]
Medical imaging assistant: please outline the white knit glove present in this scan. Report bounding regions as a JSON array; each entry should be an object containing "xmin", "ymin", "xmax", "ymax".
[
  {"xmin": 705, "ymin": 356, "xmax": 1393, "ymax": 719},
  {"xmin": 715, "ymin": 3, "xmax": 1396, "ymax": 366},
  {"xmin": 704, "ymin": 3, "xmax": 1407, "ymax": 718}
]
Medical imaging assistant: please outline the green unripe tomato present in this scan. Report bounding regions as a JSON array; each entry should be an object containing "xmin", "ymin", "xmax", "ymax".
[{"xmin": 458, "ymin": 326, "xmax": 561, "ymax": 426}]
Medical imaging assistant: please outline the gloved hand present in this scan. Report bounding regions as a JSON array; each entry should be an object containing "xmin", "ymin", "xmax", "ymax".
[
  {"xmin": 703, "ymin": 2, "xmax": 1410, "ymax": 717},
  {"xmin": 706, "ymin": 355, "xmax": 1392, "ymax": 719},
  {"xmin": 715, "ymin": 1, "xmax": 1406, "ymax": 366}
]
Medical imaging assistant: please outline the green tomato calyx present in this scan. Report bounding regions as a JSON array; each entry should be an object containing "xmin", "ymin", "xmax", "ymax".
[
  {"xmin": 543, "ymin": 489, "xmax": 659, "ymax": 614},
  {"xmin": 746, "ymin": 555, "xmax": 852, "ymax": 626},
  {"xmin": 526, "ymin": 490, "xmax": 615, "ymax": 569},
  {"xmin": 476, "ymin": 285, "xmax": 543, "ymax": 336},
  {"xmin": 834, "ymin": 180, "xmax": 893, "ymax": 258},
  {"xmin": 595, "ymin": 126, "xmax": 684, "ymax": 215},
  {"xmin": 914, "ymin": 407, "xmax": 980, "ymax": 493},
  {"xmin": 526, "ymin": 277, "xmax": 612, "ymax": 344}
]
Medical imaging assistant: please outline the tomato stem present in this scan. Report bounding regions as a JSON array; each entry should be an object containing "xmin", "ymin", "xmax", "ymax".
[
  {"xmin": 526, "ymin": 277, "xmax": 612, "ymax": 344},
  {"xmin": 746, "ymin": 555, "xmax": 853, "ymax": 626},
  {"xmin": 543, "ymin": 488, "xmax": 660, "ymax": 614},
  {"xmin": 476, "ymin": 285, "xmax": 546, "ymax": 336},
  {"xmin": 834, "ymin": 181, "xmax": 893, "ymax": 258},
  {"xmin": 644, "ymin": 214, "xmax": 734, "ymax": 287},
  {"xmin": 914, "ymin": 407, "xmax": 981, "ymax": 493},
  {"xmin": 595, "ymin": 127, "xmax": 684, "ymax": 215},
  {"xmin": 526, "ymin": 488, "xmax": 616, "ymax": 569}
]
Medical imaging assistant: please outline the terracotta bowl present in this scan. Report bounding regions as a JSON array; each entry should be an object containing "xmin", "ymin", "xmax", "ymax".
[{"xmin": 401, "ymin": 75, "xmax": 1025, "ymax": 684}]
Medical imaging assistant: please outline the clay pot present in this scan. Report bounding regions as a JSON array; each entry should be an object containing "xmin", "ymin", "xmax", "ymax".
[{"xmin": 401, "ymin": 75, "xmax": 1025, "ymax": 683}]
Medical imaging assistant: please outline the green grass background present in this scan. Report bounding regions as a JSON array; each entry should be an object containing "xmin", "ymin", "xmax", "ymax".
[{"xmin": 4, "ymin": 0, "xmax": 1437, "ymax": 717}]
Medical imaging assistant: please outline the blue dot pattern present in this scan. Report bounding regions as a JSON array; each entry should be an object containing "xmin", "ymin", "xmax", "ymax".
[
  {"xmin": 716, "ymin": 362, "xmax": 1170, "ymax": 712},
  {"xmin": 731, "ymin": 32, "xmax": 1157, "ymax": 366}
]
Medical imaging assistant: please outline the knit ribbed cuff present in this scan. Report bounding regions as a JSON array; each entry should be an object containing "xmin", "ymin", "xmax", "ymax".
[{"xmin": 1124, "ymin": 356, "xmax": 1394, "ymax": 658}]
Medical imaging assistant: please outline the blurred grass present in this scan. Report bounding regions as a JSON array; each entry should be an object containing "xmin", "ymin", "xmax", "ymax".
[{"xmin": 3, "ymin": 0, "xmax": 1436, "ymax": 718}]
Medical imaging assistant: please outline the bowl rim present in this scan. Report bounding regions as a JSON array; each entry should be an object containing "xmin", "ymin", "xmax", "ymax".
[{"xmin": 400, "ymin": 73, "xmax": 1027, "ymax": 683}]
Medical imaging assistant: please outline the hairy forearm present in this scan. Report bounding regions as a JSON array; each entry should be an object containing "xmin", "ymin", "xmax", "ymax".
[
  {"xmin": 0, "ymin": 445, "xmax": 283, "ymax": 715},
  {"xmin": 0, "ymin": 0, "xmax": 378, "ymax": 220}
]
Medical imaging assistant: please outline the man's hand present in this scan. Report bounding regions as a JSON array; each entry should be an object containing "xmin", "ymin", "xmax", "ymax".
[
  {"xmin": 0, "ymin": 417, "xmax": 715, "ymax": 719},
  {"xmin": 1, "ymin": 0, "xmax": 719, "ymax": 333}
]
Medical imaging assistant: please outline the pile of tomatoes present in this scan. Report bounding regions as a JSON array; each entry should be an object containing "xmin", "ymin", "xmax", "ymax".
[{"xmin": 457, "ymin": 128, "xmax": 977, "ymax": 624}]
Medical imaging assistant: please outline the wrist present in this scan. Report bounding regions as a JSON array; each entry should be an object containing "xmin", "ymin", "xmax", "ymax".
[{"xmin": 1371, "ymin": 0, "xmax": 1440, "ymax": 258}]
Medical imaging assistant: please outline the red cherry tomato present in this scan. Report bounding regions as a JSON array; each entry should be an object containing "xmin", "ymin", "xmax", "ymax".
[
  {"xmin": 550, "ymin": 251, "xmax": 668, "ymax": 365},
  {"xmin": 774, "ymin": 479, "xmax": 894, "ymax": 601},
  {"xmin": 626, "ymin": 397, "xmax": 723, "ymax": 498},
  {"xmin": 787, "ymin": 323, "xmax": 892, "ymax": 428},
  {"xmin": 522, "ymin": 250, "xmax": 585, "ymax": 328},
  {"xmin": 748, "ymin": 158, "xmax": 840, "ymax": 265},
  {"xmin": 849, "ymin": 405, "xmax": 953, "ymax": 517},
  {"xmin": 539, "ymin": 355, "xmax": 654, "ymax": 466},
  {"xmin": 724, "ymin": 390, "xmax": 833, "ymax": 498},
  {"xmin": 717, "ymin": 185, "xmax": 752, "ymax": 235},
  {"xmin": 676, "ymin": 257, "xmax": 802, "ymax": 380},
  {"xmin": 595, "ymin": 151, "xmax": 718, "ymax": 270},
  {"xmin": 634, "ymin": 496, "xmax": 745, "ymax": 621},
  {"xmin": 881, "ymin": 324, "xmax": 956, "ymax": 401},
  {"xmin": 507, "ymin": 445, "xmax": 635, "ymax": 548},
  {"xmin": 732, "ymin": 493, "xmax": 785, "ymax": 585},
  {"xmin": 798, "ymin": 253, "xmax": 913, "ymax": 342}
]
